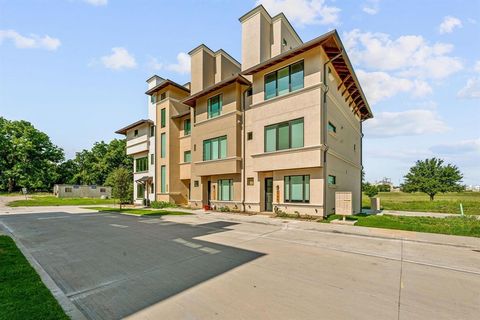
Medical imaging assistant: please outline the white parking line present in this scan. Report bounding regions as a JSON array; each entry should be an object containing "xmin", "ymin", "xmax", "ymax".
[
  {"xmin": 38, "ymin": 216, "xmax": 71, "ymax": 220},
  {"xmin": 109, "ymin": 224, "xmax": 128, "ymax": 228}
]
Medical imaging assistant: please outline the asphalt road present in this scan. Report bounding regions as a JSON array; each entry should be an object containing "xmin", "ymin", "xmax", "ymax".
[{"xmin": 1, "ymin": 211, "xmax": 479, "ymax": 320}]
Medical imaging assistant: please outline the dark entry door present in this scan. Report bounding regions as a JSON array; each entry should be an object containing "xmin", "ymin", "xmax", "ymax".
[
  {"xmin": 207, "ymin": 181, "xmax": 211, "ymax": 205},
  {"xmin": 265, "ymin": 178, "xmax": 273, "ymax": 211}
]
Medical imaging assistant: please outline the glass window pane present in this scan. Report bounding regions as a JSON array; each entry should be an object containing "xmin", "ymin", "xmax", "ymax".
[
  {"xmin": 184, "ymin": 119, "xmax": 191, "ymax": 135},
  {"xmin": 291, "ymin": 61, "xmax": 304, "ymax": 91},
  {"xmin": 208, "ymin": 95, "xmax": 221, "ymax": 118},
  {"xmin": 278, "ymin": 123, "xmax": 290, "ymax": 150},
  {"xmin": 184, "ymin": 151, "xmax": 191, "ymax": 163},
  {"xmin": 265, "ymin": 126, "xmax": 276, "ymax": 152},
  {"xmin": 161, "ymin": 166, "xmax": 166, "ymax": 193},
  {"xmin": 161, "ymin": 133, "xmax": 166, "ymax": 158},
  {"xmin": 265, "ymin": 72, "xmax": 276, "ymax": 100},
  {"xmin": 291, "ymin": 119, "xmax": 304, "ymax": 148},
  {"xmin": 203, "ymin": 140, "xmax": 211, "ymax": 161},
  {"xmin": 219, "ymin": 180, "xmax": 231, "ymax": 201},
  {"xmin": 305, "ymin": 175, "xmax": 310, "ymax": 201},
  {"xmin": 161, "ymin": 108, "xmax": 166, "ymax": 127},
  {"xmin": 290, "ymin": 176, "xmax": 304, "ymax": 201},
  {"xmin": 284, "ymin": 177, "xmax": 290, "ymax": 201},
  {"xmin": 277, "ymin": 67, "xmax": 290, "ymax": 96},
  {"xmin": 220, "ymin": 136, "xmax": 227, "ymax": 159},
  {"xmin": 211, "ymin": 139, "xmax": 219, "ymax": 160}
]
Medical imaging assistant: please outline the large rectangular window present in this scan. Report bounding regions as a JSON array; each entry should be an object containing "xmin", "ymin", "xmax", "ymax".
[
  {"xmin": 161, "ymin": 133, "xmax": 166, "ymax": 158},
  {"xmin": 135, "ymin": 157, "xmax": 148, "ymax": 172},
  {"xmin": 218, "ymin": 179, "xmax": 233, "ymax": 201},
  {"xmin": 161, "ymin": 108, "xmax": 166, "ymax": 128},
  {"xmin": 207, "ymin": 94, "xmax": 222, "ymax": 118},
  {"xmin": 161, "ymin": 165, "xmax": 166, "ymax": 193},
  {"xmin": 136, "ymin": 183, "xmax": 145, "ymax": 199},
  {"xmin": 265, "ymin": 118, "xmax": 304, "ymax": 152},
  {"xmin": 284, "ymin": 175, "xmax": 310, "ymax": 203},
  {"xmin": 203, "ymin": 136, "xmax": 227, "ymax": 161},
  {"xmin": 264, "ymin": 60, "xmax": 304, "ymax": 100},
  {"xmin": 184, "ymin": 119, "xmax": 191, "ymax": 135},
  {"xmin": 184, "ymin": 150, "xmax": 191, "ymax": 163}
]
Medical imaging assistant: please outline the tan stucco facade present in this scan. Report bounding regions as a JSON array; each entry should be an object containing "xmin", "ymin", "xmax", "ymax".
[{"xmin": 116, "ymin": 5, "xmax": 373, "ymax": 216}]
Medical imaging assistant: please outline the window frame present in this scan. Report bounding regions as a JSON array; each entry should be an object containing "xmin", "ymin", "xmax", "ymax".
[
  {"xmin": 328, "ymin": 175, "xmax": 336, "ymax": 185},
  {"xmin": 184, "ymin": 150, "xmax": 191, "ymax": 163},
  {"xmin": 161, "ymin": 108, "xmax": 166, "ymax": 128},
  {"xmin": 264, "ymin": 118, "xmax": 304, "ymax": 152},
  {"xmin": 150, "ymin": 125, "xmax": 155, "ymax": 137},
  {"xmin": 184, "ymin": 118, "xmax": 191, "ymax": 135},
  {"xmin": 136, "ymin": 183, "xmax": 145, "ymax": 199},
  {"xmin": 284, "ymin": 175, "xmax": 310, "ymax": 203},
  {"xmin": 207, "ymin": 94, "xmax": 223, "ymax": 119},
  {"xmin": 328, "ymin": 121, "xmax": 337, "ymax": 134},
  {"xmin": 135, "ymin": 156, "xmax": 148, "ymax": 173},
  {"xmin": 218, "ymin": 179, "xmax": 233, "ymax": 201},
  {"xmin": 203, "ymin": 136, "xmax": 227, "ymax": 161},
  {"xmin": 150, "ymin": 153, "xmax": 154, "ymax": 165},
  {"xmin": 160, "ymin": 133, "xmax": 166, "ymax": 158},
  {"xmin": 264, "ymin": 60, "xmax": 304, "ymax": 100},
  {"xmin": 160, "ymin": 165, "xmax": 166, "ymax": 193}
]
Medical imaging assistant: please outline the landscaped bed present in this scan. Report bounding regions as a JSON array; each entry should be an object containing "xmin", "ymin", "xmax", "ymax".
[
  {"xmin": 362, "ymin": 192, "xmax": 480, "ymax": 215},
  {"xmin": 324, "ymin": 213, "xmax": 480, "ymax": 238},
  {"xmin": 84, "ymin": 207, "xmax": 192, "ymax": 216},
  {"xmin": 7, "ymin": 195, "xmax": 117, "ymax": 207},
  {"xmin": 0, "ymin": 236, "xmax": 69, "ymax": 320}
]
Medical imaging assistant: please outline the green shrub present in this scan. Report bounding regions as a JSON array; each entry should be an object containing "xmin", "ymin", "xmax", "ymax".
[
  {"xmin": 363, "ymin": 183, "xmax": 379, "ymax": 198},
  {"xmin": 150, "ymin": 201, "xmax": 177, "ymax": 209},
  {"xmin": 219, "ymin": 206, "xmax": 231, "ymax": 212}
]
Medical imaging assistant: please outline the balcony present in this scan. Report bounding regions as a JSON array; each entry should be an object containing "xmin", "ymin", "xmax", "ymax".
[
  {"xmin": 193, "ymin": 157, "xmax": 241, "ymax": 176},
  {"xmin": 179, "ymin": 163, "xmax": 191, "ymax": 180},
  {"xmin": 126, "ymin": 134, "xmax": 149, "ymax": 155}
]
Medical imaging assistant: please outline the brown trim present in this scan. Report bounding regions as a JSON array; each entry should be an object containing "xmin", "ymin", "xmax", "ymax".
[
  {"xmin": 145, "ymin": 79, "xmax": 190, "ymax": 95},
  {"xmin": 115, "ymin": 119, "xmax": 153, "ymax": 135}
]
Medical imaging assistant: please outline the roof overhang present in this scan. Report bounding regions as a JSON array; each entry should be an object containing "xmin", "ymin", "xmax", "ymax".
[
  {"xmin": 135, "ymin": 176, "xmax": 153, "ymax": 183},
  {"xmin": 241, "ymin": 29, "xmax": 373, "ymax": 121},
  {"xmin": 182, "ymin": 74, "xmax": 251, "ymax": 107},
  {"xmin": 145, "ymin": 79, "xmax": 190, "ymax": 96},
  {"xmin": 115, "ymin": 119, "xmax": 153, "ymax": 135}
]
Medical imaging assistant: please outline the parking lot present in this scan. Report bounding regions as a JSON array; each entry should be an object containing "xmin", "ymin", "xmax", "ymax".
[{"xmin": 1, "ymin": 210, "xmax": 479, "ymax": 320}]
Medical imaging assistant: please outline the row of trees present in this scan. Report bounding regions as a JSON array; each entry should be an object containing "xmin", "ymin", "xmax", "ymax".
[
  {"xmin": 363, "ymin": 158, "xmax": 464, "ymax": 201},
  {"xmin": 0, "ymin": 117, "xmax": 132, "ymax": 193}
]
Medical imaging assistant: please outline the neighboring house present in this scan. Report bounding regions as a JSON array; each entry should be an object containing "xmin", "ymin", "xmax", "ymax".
[
  {"xmin": 53, "ymin": 184, "xmax": 111, "ymax": 198},
  {"xmin": 116, "ymin": 5, "xmax": 373, "ymax": 215}
]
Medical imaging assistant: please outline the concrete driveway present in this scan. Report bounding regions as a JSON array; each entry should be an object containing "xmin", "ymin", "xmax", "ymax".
[{"xmin": 1, "ymin": 210, "xmax": 479, "ymax": 320}]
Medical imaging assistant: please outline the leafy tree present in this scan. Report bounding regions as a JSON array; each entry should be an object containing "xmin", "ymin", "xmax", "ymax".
[
  {"xmin": 0, "ymin": 117, "xmax": 64, "ymax": 192},
  {"xmin": 402, "ymin": 158, "xmax": 463, "ymax": 201},
  {"xmin": 363, "ymin": 182, "xmax": 378, "ymax": 198},
  {"xmin": 56, "ymin": 159, "xmax": 79, "ymax": 184},
  {"xmin": 377, "ymin": 184, "xmax": 391, "ymax": 192},
  {"xmin": 105, "ymin": 167, "xmax": 133, "ymax": 208}
]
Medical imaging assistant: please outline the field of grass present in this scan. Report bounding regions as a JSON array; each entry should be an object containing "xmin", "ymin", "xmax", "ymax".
[
  {"xmin": 362, "ymin": 192, "xmax": 480, "ymax": 215},
  {"xmin": 325, "ymin": 214, "xmax": 480, "ymax": 238},
  {"xmin": 85, "ymin": 207, "xmax": 192, "ymax": 216},
  {"xmin": 0, "ymin": 236, "xmax": 69, "ymax": 320},
  {"xmin": 8, "ymin": 195, "xmax": 117, "ymax": 207}
]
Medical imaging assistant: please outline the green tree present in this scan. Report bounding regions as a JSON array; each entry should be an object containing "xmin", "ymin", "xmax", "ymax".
[
  {"xmin": 402, "ymin": 158, "xmax": 463, "ymax": 201},
  {"xmin": 105, "ymin": 167, "xmax": 133, "ymax": 208},
  {"xmin": 363, "ymin": 182, "xmax": 378, "ymax": 198},
  {"xmin": 56, "ymin": 159, "xmax": 79, "ymax": 184},
  {"xmin": 0, "ymin": 117, "xmax": 64, "ymax": 192}
]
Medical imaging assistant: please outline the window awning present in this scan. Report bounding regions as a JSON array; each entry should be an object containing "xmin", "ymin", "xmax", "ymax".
[{"xmin": 135, "ymin": 176, "xmax": 153, "ymax": 183}]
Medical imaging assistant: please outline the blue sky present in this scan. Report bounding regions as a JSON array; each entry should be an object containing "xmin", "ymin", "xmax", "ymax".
[{"xmin": 1, "ymin": 0, "xmax": 479, "ymax": 185}]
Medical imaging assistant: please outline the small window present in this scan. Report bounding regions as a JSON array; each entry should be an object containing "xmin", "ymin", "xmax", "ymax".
[
  {"xmin": 90, "ymin": 185, "xmax": 96, "ymax": 189},
  {"xmin": 65, "ymin": 187, "xmax": 72, "ymax": 193},
  {"xmin": 135, "ymin": 157, "xmax": 148, "ymax": 172},
  {"xmin": 247, "ymin": 132, "xmax": 253, "ymax": 140},
  {"xmin": 161, "ymin": 133, "xmax": 166, "ymax": 158},
  {"xmin": 247, "ymin": 177, "xmax": 254, "ymax": 186},
  {"xmin": 160, "ymin": 165, "xmax": 166, "ymax": 193},
  {"xmin": 73, "ymin": 185, "xmax": 79, "ymax": 189},
  {"xmin": 282, "ymin": 38, "xmax": 287, "ymax": 46},
  {"xmin": 218, "ymin": 179, "xmax": 233, "ymax": 201},
  {"xmin": 151, "ymin": 154, "xmax": 154, "ymax": 165},
  {"xmin": 160, "ymin": 92, "xmax": 166, "ymax": 100},
  {"xmin": 184, "ymin": 119, "xmax": 191, "ymax": 135},
  {"xmin": 207, "ymin": 94, "xmax": 222, "ymax": 118},
  {"xmin": 328, "ymin": 122, "xmax": 336, "ymax": 133},
  {"xmin": 150, "ymin": 183, "xmax": 155, "ymax": 194},
  {"xmin": 134, "ymin": 129, "xmax": 139, "ymax": 137},
  {"xmin": 328, "ymin": 175, "xmax": 336, "ymax": 185},
  {"xmin": 150, "ymin": 94, "xmax": 157, "ymax": 104},
  {"xmin": 194, "ymin": 180, "xmax": 199, "ymax": 187},
  {"xmin": 284, "ymin": 175, "xmax": 310, "ymax": 203},
  {"xmin": 161, "ymin": 108, "xmax": 166, "ymax": 128},
  {"xmin": 150, "ymin": 125, "xmax": 155, "ymax": 137},
  {"xmin": 100, "ymin": 188, "xmax": 106, "ymax": 193},
  {"xmin": 184, "ymin": 150, "xmax": 191, "ymax": 163},
  {"xmin": 246, "ymin": 88, "xmax": 252, "ymax": 96},
  {"xmin": 354, "ymin": 144, "xmax": 356, "ymax": 151}
]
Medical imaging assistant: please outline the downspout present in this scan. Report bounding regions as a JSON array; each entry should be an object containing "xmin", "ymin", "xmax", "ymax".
[
  {"xmin": 321, "ymin": 50, "xmax": 343, "ymax": 217},
  {"xmin": 241, "ymin": 87, "xmax": 250, "ymax": 212}
]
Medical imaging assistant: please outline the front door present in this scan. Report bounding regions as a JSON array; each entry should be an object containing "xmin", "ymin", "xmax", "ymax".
[
  {"xmin": 265, "ymin": 178, "xmax": 273, "ymax": 211},
  {"xmin": 207, "ymin": 181, "xmax": 211, "ymax": 205}
]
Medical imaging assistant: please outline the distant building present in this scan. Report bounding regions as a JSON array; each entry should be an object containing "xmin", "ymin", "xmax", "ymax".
[
  {"xmin": 53, "ymin": 184, "xmax": 112, "ymax": 198},
  {"xmin": 466, "ymin": 185, "xmax": 480, "ymax": 192}
]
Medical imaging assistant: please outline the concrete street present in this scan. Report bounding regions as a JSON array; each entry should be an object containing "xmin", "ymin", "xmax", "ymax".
[{"xmin": 1, "ymin": 207, "xmax": 479, "ymax": 320}]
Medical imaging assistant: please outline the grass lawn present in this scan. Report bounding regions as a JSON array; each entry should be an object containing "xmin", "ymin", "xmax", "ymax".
[
  {"xmin": 7, "ymin": 195, "xmax": 117, "ymax": 207},
  {"xmin": 0, "ymin": 236, "xmax": 69, "ymax": 320},
  {"xmin": 84, "ymin": 206, "xmax": 192, "ymax": 216},
  {"xmin": 324, "ymin": 214, "xmax": 480, "ymax": 238},
  {"xmin": 362, "ymin": 192, "xmax": 480, "ymax": 215}
]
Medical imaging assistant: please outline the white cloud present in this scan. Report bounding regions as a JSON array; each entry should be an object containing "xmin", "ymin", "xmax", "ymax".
[
  {"xmin": 84, "ymin": 0, "xmax": 108, "ymax": 6},
  {"xmin": 356, "ymin": 70, "xmax": 432, "ymax": 104},
  {"xmin": 439, "ymin": 16, "xmax": 462, "ymax": 34},
  {"xmin": 147, "ymin": 57, "xmax": 163, "ymax": 71},
  {"xmin": 343, "ymin": 29, "xmax": 463, "ymax": 80},
  {"xmin": 430, "ymin": 138, "xmax": 480, "ymax": 155},
  {"xmin": 0, "ymin": 29, "xmax": 61, "ymax": 50},
  {"xmin": 256, "ymin": 0, "xmax": 341, "ymax": 25},
  {"xmin": 364, "ymin": 109, "xmax": 449, "ymax": 138},
  {"xmin": 458, "ymin": 77, "xmax": 480, "ymax": 99},
  {"xmin": 362, "ymin": 0, "xmax": 380, "ymax": 15},
  {"xmin": 100, "ymin": 47, "xmax": 137, "ymax": 70},
  {"xmin": 165, "ymin": 52, "xmax": 191, "ymax": 74}
]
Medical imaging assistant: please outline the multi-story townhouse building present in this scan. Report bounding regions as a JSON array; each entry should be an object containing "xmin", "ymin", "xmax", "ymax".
[{"xmin": 116, "ymin": 5, "xmax": 373, "ymax": 216}]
